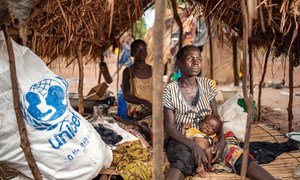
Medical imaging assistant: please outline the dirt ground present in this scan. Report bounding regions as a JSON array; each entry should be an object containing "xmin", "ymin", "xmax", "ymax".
[{"xmin": 50, "ymin": 53, "xmax": 300, "ymax": 134}]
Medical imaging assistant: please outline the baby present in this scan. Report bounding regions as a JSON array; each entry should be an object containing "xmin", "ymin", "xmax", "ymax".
[{"xmin": 182, "ymin": 114, "xmax": 223, "ymax": 177}]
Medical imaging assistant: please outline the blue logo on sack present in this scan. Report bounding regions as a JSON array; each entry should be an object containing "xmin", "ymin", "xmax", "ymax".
[
  {"xmin": 21, "ymin": 76, "xmax": 81, "ymax": 149},
  {"xmin": 21, "ymin": 77, "xmax": 68, "ymax": 130}
]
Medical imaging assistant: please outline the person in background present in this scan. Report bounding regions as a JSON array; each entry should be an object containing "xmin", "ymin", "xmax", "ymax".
[{"xmin": 121, "ymin": 39, "xmax": 152, "ymax": 141}]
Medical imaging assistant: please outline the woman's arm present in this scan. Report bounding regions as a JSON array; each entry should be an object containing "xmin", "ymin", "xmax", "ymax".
[
  {"xmin": 210, "ymin": 98, "xmax": 218, "ymax": 116},
  {"xmin": 121, "ymin": 67, "xmax": 152, "ymax": 108},
  {"xmin": 164, "ymin": 107, "xmax": 207, "ymax": 164}
]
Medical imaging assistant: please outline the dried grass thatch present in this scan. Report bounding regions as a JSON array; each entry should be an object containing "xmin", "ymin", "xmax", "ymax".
[
  {"xmin": 2, "ymin": 0, "xmax": 153, "ymax": 64},
  {"xmin": 145, "ymin": 5, "xmax": 202, "ymax": 65},
  {"xmin": 195, "ymin": 0, "xmax": 300, "ymax": 66}
]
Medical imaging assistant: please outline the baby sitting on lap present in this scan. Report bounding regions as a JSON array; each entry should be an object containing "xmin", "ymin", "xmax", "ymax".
[{"xmin": 182, "ymin": 114, "xmax": 223, "ymax": 177}]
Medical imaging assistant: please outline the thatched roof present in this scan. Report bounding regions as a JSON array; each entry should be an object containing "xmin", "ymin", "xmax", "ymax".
[
  {"xmin": 1, "ymin": 0, "xmax": 153, "ymax": 63},
  {"xmin": 195, "ymin": 0, "xmax": 300, "ymax": 66}
]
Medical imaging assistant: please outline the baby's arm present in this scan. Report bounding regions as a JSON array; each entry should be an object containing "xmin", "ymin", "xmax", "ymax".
[
  {"xmin": 211, "ymin": 136, "xmax": 219, "ymax": 153},
  {"xmin": 181, "ymin": 123, "xmax": 191, "ymax": 136}
]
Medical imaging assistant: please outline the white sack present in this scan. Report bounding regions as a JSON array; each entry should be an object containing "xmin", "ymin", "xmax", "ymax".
[
  {"xmin": 218, "ymin": 93, "xmax": 247, "ymax": 142},
  {"xmin": 0, "ymin": 31, "xmax": 112, "ymax": 180}
]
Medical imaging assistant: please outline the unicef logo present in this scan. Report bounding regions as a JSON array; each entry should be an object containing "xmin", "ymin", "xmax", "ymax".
[{"xmin": 21, "ymin": 77, "xmax": 69, "ymax": 131}]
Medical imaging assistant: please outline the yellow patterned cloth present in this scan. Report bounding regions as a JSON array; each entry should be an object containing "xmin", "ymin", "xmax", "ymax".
[
  {"xmin": 112, "ymin": 141, "xmax": 153, "ymax": 180},
  {"xmin": 212, "ymin": 131, "xmax": 244, "ymax": 173},
  {"xmin": 185, "ymin": 128, "xmax": 216, "ymax": 144},
  {"xmin": 129, "ymin": 76, "xmax": 153, "ymax": 103}
]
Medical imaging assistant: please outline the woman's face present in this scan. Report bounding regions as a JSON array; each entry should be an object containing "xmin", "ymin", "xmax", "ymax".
[
  {"xmin": 132, "ymin": 43, "xmax": 147, "ymax": 62},
  {"xmin": 178, "ymin": 49, "xmax": 202, "ymax": 77},
  {"xmin": 200, "ymin": 118, "xmax": 219, "ymax": 135}
]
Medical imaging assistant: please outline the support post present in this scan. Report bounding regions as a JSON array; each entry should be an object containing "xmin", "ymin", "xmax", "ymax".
[
  {"xmin": 240, "ymin": 0, "xmax": 255, "ymax": 179},
  {"xmin": 258, "ymin": 44, "xmax": 271, "ymax": 121},
  {"xmin": 152, "ymin": 0, "xmax": 166, "ymax": 179},
  {"xmin": 116, "ymin": 46, "xmax": 121, "ymax": 95},
  {"xmin": 248, "ymin": 40, "xmax": 253, "ymax": 95},
  {"xmin": 170, "ymin": 0, "xmax": 183, "ymax": 49},
  {"xmin": 76, "ymin": 39, "xmax": 84, "ymax": 115},
  {"xmin": 207, "ymin": 17, "xmax": 214, "ymax": 79},
  {"xmin": 2, "ymin": 24, "xmax": 42, "ymax": 180},
  {"xmin": 288, "ymin": 52, "xmax": 294, "ymax": 132},
  {"xmin": 232, "ymin": 36, "xmax": 239, "ymax": 86}
]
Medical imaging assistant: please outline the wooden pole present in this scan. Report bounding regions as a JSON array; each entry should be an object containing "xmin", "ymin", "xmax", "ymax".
[
  {"xmin": 288, "ymin": 52, "xmax": 294, "ymax": 132},
  {"xmin": 170, "ymin": 0, "xmax": 183, "ymax": 49},
  {"xmin": 76, "ymin": 39, "xmax": 84, "ymax": 115},
  {"xmin": 116, "ymin": 46, "xmax": 121, "ymax": 96},
  {"xmin": 2, "ymin": 24, "xmax": 42, "ymax": 180},
  {"xmin": 232, "ymin": 36, "xmax": 239, "ymax": 86},
  {"xmin": 207, "ymin": 17, "xmax": 214, "ymax": 79},
  {"xmin": 258, "ymin": 44, "xmax": 271, "ymax": 122},
  {"xmin": 248, "ymin": 40, "xmax": 253, "ymax": 95},
  {"xmin": 98, "ymin": 51, "xmax": 103, "ymax": 84},
  {"xmin": 152, "ymin": 0, "xmax": 166, "ymax": 179},
  {"xmin": 240, "ymin": 0, "xmax": 255, "ymax": 179}
]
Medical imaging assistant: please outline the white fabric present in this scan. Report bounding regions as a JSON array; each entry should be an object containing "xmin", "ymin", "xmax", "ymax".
[
  {"xmin": 0, "ymin": 31, "xmax": 112, "ymax": 180},
  {"xmin": 218, "ymin": 93, "xmax": 247, "ymax": 142}
]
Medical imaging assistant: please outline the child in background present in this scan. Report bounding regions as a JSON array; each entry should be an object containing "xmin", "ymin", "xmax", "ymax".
[{"xmin": 182, "ymin": 114, "xmax": 223, "ymax": 177}]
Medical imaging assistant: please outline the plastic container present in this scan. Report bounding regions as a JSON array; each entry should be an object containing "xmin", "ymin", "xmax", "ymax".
[{"xmin": 117, "ymin": 90, "xmax": 129, "ymax": 120}]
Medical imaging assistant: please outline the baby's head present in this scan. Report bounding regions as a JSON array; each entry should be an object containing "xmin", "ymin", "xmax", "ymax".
[{"xmin": 199, "ymin": 114, "xmax": 223, "ymax": 135}]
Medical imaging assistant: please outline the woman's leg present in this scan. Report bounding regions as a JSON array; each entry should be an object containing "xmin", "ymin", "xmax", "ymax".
[
  {"xmin": 234, "ymin": 155, "xmax": 275, "ymax": 180},
  {"xmin": 246, "ymin": 161, "xmax": 275, "ymax": 180},
  {"xmin": 165, "ymin": 168, "xmax": 184, "ymax": 180},
  {"xmin": 165, "ymin": 139, "xmax": 197, "ymax": 179}
]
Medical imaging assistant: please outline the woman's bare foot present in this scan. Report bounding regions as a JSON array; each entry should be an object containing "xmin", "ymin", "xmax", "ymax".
[{"xmin": 196, "ymin": 165, "xmax": 206, "ymax": 178}]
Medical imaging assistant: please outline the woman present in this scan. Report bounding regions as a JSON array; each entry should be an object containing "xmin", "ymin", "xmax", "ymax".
[
  {"xmin": 121, "ymin": 39, "xmax": 152, "ymax": 140},
  {"xmin": 122, "ymin": 39, "xmax": 152, "ymax": 120},
  {"xmin": 163, "ymin": 45, "xmax": 275, "ymax": 180}
]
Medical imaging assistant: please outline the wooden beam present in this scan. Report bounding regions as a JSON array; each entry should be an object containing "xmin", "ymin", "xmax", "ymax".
[
  {"xmin": 207, "ymin": 17, "xmax": 214, "ymax": 79},
  {"xmin": 258, "ymin": 44, "xmax": 271, "ymax": 121},
  {"xmin": 248, "ymin": 40, "xmax": 253, "ymax": 95},
  {"xmin": 2, "ymin": 24, "xmax": 42, "ymax": 180},
  {"xmin": 76, "ymin": 39, "xmax": 84, "ymax": 115},
  {"xmin": 232, "ymin": 36, "xmax": 239, "ymax": 86},
  {"xmin": 239, "ymin": 0, "xmax": 252, "ymax": 179},
  {"xmin": 288, "ymin": 52, "xmax": 294, "ymax": 132},
  {"xmin": 170, "ymin": 0, "xmax": 183, "ymax": 49},
  {"xmin": 152, "ymin": 0, "xmax": 166, "ymax": 179}
]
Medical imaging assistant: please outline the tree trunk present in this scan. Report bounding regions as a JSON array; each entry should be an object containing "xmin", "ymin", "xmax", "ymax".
[
  {"xmin": 2, "ymin": 24, "xmax": 42, "ymax": 180},
  {"xmin": 152, "ymin": 0, "xmax": 166, "ymax": 179}
]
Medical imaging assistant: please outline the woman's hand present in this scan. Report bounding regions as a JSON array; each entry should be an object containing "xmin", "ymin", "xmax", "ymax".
[
  {"xmin": 190, "ymin": 142, "xmax": 208, "ymax": 166},
  {"xmin": 211, "ymin": 137, "xmax": 226, "ymax": 163}
]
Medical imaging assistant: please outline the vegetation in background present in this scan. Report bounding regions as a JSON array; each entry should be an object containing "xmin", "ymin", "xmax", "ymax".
[{"xmin": 133, "ymin": 17, "xmax": 148, "ymax": 39}]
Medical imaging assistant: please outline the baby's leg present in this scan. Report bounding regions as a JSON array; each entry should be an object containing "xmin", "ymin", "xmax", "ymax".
[
  {"xmin": 196, "ymin": 164, "xmax": 206, "ymax": 178},
  {"xmin": 205, "ymin": 148, "xmax": 213, "ymax": 171}
]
